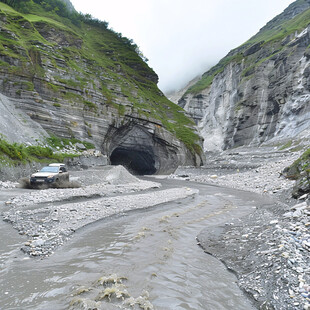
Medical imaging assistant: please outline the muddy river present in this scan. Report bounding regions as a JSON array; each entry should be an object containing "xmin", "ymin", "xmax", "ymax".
[{"xmin": 0, "ymin": 179, "xmax": 273, "ymax": 309}]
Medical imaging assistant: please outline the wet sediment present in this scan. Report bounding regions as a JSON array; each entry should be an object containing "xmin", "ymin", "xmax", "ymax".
[
  {"xmin": 1, "ymin": 148, "xmax": 309, "ymax": 309},
  {"xmin": 173, "ymin": 147, "xmax": 310, "ymax": 310}
]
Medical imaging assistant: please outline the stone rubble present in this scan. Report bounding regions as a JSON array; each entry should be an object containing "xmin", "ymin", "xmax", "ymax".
[
  {"xmin": 233, "ymin": 198, "xmax": 310, "ymax": 310},
  {"xmin": 173, "ymin": 147, "xmax": 310, "ymax": 310},
  {"xmin": 171, "ymin": 147, "xmax": 301, "ymax": 196},
  {"xmin": 0, "ymin": 181, "xmax": 17, "ymax": 189},
  {"xmin": 2, "ymin": 166, "xmax": 198, "ymax": 258}
]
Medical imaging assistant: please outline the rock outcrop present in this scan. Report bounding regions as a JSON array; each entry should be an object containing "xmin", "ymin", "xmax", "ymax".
[
  {"xmin": 282, "ymin": 148, "xmax": 310, "ymax": 198},
  {"xmin": 178, "ymin": 0, "xmax": 310, "ymax": 152},
  {"xmin": 0, "ymin": 1, "xmax": 203, "ymax": 174}
]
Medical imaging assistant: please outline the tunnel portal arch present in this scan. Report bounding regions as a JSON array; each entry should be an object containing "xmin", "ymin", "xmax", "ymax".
[{"xmin": 105, "ymin": 123, "xmax": 160, "ymax": 175}]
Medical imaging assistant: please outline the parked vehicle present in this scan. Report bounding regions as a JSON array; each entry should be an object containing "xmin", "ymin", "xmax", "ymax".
[{"xmin": 30, "ymin": 163, "xmax": 69, "ymax": 187}]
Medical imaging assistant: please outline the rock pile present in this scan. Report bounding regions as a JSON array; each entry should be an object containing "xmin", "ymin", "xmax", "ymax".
[
  {"xmin": 277, "ymin": 199, "xmax": 310, "ymax": 310},
  {"xmin": 2, "ymin": 167, "xmax": 197, "ymax": 257},
  {"xmin": 0, "ymin": 181, "xmax": 17, "ymax": 189},
  {"xmin": 180, "ymin": 146, "xmax": 310, "ymax": 309},
  {"xmin": 197, "ymin": 195, "xmax": 310, "ymax": 310},
  {"xmin": 172, "ymin": 147, "xmax": 301, "ymax": 196}
]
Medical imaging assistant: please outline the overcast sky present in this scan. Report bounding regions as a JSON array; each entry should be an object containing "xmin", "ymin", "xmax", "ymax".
[{"xmin": 70, "ymin": 0, "xmax": 295, "ymax": 93}]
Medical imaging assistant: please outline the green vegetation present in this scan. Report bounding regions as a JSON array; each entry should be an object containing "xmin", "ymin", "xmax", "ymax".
[
  {"xmin": 0, "ymin": 0, "xmax": 202, "ymax": 155},
  {"xmin": 186, "ymin": 2, "xmax": 310, "ymax": 95},
  {"xmin": 118, "ymin": 104, "xmax": 126, "ymax": 116},
  {"xmin": 0, "ymin": 136, "xmax": 73, "ymax": 165},
  {"xmin": 283, "ymin": 147, "xmax": 310, "ymax": 179},
  {"xmin": 55, "ymin": 77, "xmax": 83, "ymax": 88},
  {"xmin": 294, "ymin": 148, "xmax": 310, "ymax": 172},
  {"xmin": 187, "ymin": 54, "xmax": 244, "ymax": 94},
  {"xmin": 248, "ymin": 2, "xmax": 310, "ymax": 46},
  {"xmin": 83, "ymin": 100, "xmax": 97, "ymax": 111},
  {"xmin": 46, "ymin": 135, "xmax": 95, "ymax": 150},
  {"xmin": 0, "ymin": 134, "xmax": 96, "ymax": 166},
  {"xmin": 279, "ymin": 140, "xmax": 293, "ymax": 150}
]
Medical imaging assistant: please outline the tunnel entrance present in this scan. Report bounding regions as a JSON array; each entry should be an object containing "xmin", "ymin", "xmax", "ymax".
[
  {"xmin": 105, "ymin": 122, "xmax": 161, "ymax": 175},
  {"xmin": 110, "ymin": 147, "xmax": 157, "ymax": 175}
]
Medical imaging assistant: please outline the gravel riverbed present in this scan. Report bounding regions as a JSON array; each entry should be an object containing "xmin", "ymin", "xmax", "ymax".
[
  {"xmin": 171, "ymin": 146, "xmax": 310, "ymax": 310},
  {"xmin": 1, "ymin": 166, "xmax": 198, "ymax": 257},
  {"xmin": 1, "ymin": 147, "xmax": 309, "ymax": 309}
]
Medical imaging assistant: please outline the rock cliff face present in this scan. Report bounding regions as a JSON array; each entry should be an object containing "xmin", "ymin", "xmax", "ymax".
[
  {"xmin": 0, "ymin": 1, "xmax": 203, "ymax": 174},
  {"xmin": 179, "ymin": 0, "xmax": 310, "ymax": 152}
]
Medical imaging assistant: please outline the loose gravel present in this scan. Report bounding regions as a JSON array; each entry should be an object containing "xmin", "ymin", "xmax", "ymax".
[
  {"xmin": 172, "ymin": 146, "xmax": 310, "ymax": 310},
  {"xmin": 1, "ymin": 148, "xmax": 309, "ymax": 309},
  {"xmin": 2, "ymin": 166, "xmax": 198, "ymax": 257}
]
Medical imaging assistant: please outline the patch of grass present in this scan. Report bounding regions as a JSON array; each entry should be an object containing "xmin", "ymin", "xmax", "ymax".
[
  {"xmin": 0, "ymin": 2, "xmax": 19, "ymax": 13},
  {"xmin": 22, "ymin": 81, "xmax": 34, "ymax": 91},
  {"xmin": 0, "ymin": 60, "xmax": 10, "ymax": 68},
  {"xmin": 118, "ymin": 104, "xmax": 125, "ymax": 116},
  {"xmin": 0, "ymin": 137, "xmax": 75, "ymax": 165},
  {"xmin": 279, "ymin": 140, "xmax": 293, "ymax": 150},
  {"xmin": 83, "ymin": 100, "xmax": 97, "ymax": 111},
  {"xmin": 284, "ymin": 147, "xmax": 310, "ymax": 179},
  {"xmin": 46, "ymin": 135, "xmax": 95, "ymax": 150},
  {"xmin": 248, "ymin": 5, "xmax": 310, "ymax": 46},
  {"xmin": 186, "ymin": 54, "xmax": 244, "ymax": 94},
  {"xmin": 46, "ymin": 82, "xmax": 64, "ymax": 92},
  {"xmin": 299, "ymin": 148, "xmax": 310, "ymax": 163},
  {"xmin": 55, "ymin": 77, "xmax": 84, "ymax": 88},
  {"xmin": 63, "ymin": 91, "xmax": 83, "ymax": 102},
  {"xmin": 25, "ymin": 14, "xmax": 71, "ymax": 31}
]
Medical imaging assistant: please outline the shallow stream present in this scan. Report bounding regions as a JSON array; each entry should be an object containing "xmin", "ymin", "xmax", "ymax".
[{"xmin": 0, "ymin": 180, "xmax": 272, "ymax": 309}]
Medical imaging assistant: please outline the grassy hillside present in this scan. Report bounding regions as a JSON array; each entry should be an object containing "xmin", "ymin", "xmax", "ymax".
[
  {"xmin": 283, "ymin": 148, "xmax": 310, "ymax": 179},
  {"xmin": 0, "ymin": 0, "xmax": 201, "ymax": 155},
  {"xmin": 186, "ymin": 0, "xmax": 310, "ymax": 95}
]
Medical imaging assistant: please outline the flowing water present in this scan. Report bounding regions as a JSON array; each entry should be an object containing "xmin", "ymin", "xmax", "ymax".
[{"xmin": 0, "ymin": 180, "xmax": 272, "ymax": 309}]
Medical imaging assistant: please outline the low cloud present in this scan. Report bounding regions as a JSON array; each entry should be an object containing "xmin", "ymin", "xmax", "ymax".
[{"xmin": 71, "ymin": 0, "xmax": 294, "ymax": 93}]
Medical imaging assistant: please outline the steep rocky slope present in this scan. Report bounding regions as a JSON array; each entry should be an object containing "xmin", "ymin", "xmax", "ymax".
[
  {"xmin": 179, "ymin": 0, "xmax": 310, "ymax": 152},
  {"xmin": 0, "ymin": 1, "xmax": 203, "ymax": 175}
]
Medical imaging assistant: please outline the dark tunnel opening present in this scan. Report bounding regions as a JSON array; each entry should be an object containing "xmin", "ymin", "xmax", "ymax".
[{"xmin": 110, "ymin": 147, "xmax": 157, "ymax": 175}]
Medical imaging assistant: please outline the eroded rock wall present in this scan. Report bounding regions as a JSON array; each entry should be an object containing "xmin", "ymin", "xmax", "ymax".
[
  {"xmin": 0, "ymin": 5, "xmax": 204, "ymax": 174},
  {"xmin": 179, "ymin": 16, "xmax": 310, "ymax": 152}
]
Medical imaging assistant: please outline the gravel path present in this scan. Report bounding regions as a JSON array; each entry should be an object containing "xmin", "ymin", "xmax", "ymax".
[{"xmin": 172, "ymin": 146, "xmax": 301, "ymax": 196}]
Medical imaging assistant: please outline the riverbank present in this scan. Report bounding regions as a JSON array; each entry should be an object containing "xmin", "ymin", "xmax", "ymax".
[
  {"xmin": 171, "ymin": 146, "xmax": 310, "ymax": 310},
  {"xmin": 1, "ymin": 175, "xmax": 265, "ymax": 310},
  {"xmin": 2, "ymin": 166, "xmax": 198, "ymax": 257},
  {"xmin": 1, "ymin": 147, "xmax": 309, "ymax": 309}
]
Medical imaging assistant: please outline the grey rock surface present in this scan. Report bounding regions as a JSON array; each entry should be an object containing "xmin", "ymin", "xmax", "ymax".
[
  {"xmin": 0, "ymin": 93, "xmax": 48, "ymax": 143},
  {"xmin": 179, "ymin": 3, "xmax": 310, "ymax": 152},
  {"xmin": 170, "ymin": 146, "xmax": 310, "ymax": 309}
]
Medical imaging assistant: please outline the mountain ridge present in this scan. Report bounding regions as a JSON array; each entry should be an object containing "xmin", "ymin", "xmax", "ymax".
[
  {"xmin": 179, "ymin": 0, "xmax": 310, "ymax": 152},
  {"xmin": 0, "ymin": 1, "xmax": 203, "ymax": 175}
]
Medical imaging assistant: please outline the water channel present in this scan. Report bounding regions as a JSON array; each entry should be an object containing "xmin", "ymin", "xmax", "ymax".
[{"xmin": 0, "ymin": 179, "xmax": 273, "ymax": 309}]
